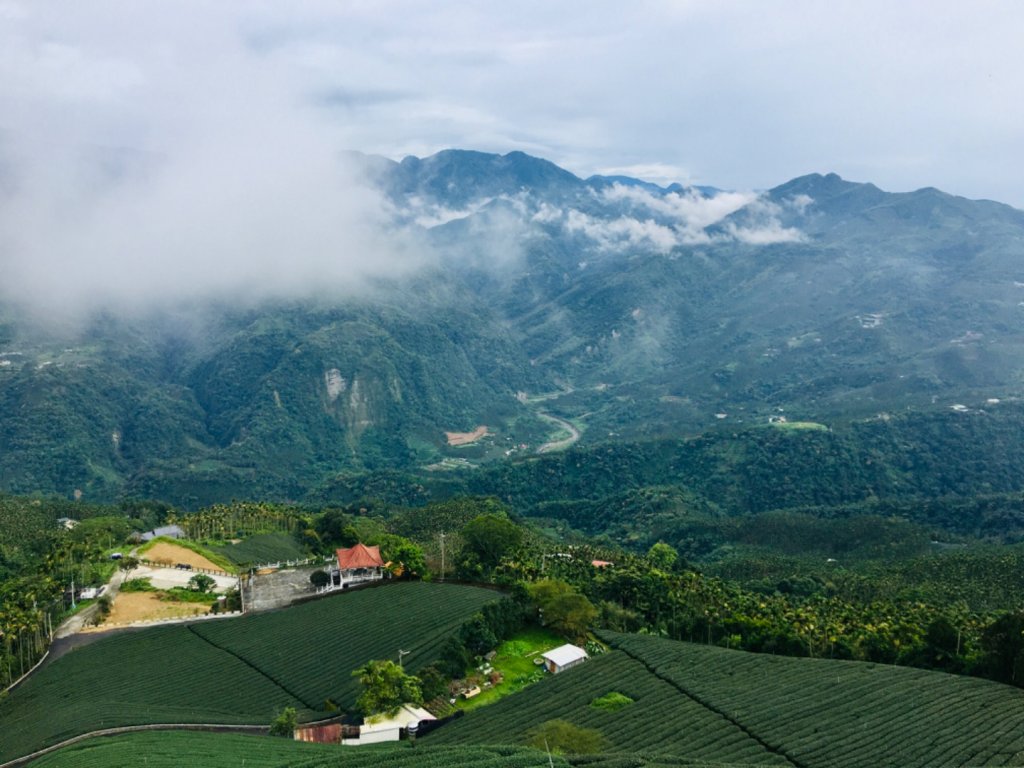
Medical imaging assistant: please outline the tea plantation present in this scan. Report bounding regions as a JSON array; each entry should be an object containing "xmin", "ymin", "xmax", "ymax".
[
  {"xmin": 428, "ymin": 631, "xmax": 1024, "ymax": 767},
  {"xmin": 603, "ymin": 631, "xmax": 1024, "ymax": 767},
  {"xmin": 28, "ymin": 731, "xmax": 784, "ymax": 768},
  {"xmin": 0, "ymin": 582, "xmax": 498, "ymax": 764},
  {"xmin": 211, "ymin": 533, "xmax": 308, "ymax": 566}
]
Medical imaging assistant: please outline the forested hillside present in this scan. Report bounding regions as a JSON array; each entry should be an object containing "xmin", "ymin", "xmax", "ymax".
[{"xmin": 3, "ymin": 150, "xmax": 1024, "ymax": 504}]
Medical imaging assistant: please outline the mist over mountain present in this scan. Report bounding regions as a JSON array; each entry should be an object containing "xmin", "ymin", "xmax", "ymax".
[{"xmin": 3, "ymin": 149, "xmax": 1024, "ymax": 505}]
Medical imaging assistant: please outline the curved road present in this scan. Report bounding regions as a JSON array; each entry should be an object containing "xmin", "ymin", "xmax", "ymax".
[{"xmin": 536, "ymin": 413, "xmax": 581, "ymax": 453}]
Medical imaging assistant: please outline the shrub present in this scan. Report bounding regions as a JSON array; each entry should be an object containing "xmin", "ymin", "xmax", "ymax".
[
  {"xmin": 268, "ymin": 706, "xmax": 297, "ymax": 737},
  {"xmin": 525, "ymin": 719, "xmax": 608, "ymax": 755},
  {"xmin": 589, "ymin": 691, "xmax": 634, "ymax": 712},
  {"xmin": 120, "ymin": 578, "xmax": 156, "ymax": 593}
]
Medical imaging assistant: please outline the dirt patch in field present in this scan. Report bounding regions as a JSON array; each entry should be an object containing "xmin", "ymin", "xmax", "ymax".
[
  {"xmin": 83, "ymin": 593, "xmax": 208, "ymax": 630},
  {"xmin": 141, "ymin": 541, "xmax": 225, "ymax": 572},
  {"xmin": 445, "ymin": 425, "xmax": 489, "ymax": 446}
]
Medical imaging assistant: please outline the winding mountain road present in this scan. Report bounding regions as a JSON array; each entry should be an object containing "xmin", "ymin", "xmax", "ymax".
[{"xmin": 536, "ymin": 413, "xmax": 581, "ymax": 453}]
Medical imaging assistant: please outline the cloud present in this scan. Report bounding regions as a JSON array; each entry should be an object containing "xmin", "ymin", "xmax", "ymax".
[
  {"xmin": 724, "ymin": 198, "xmax": 806, "ymax": 245},
  {"xmin": 404, "ymin": 196, "xmax": 496, "ymax": 228},
  {"xmin": 0, "ymin": 3, "xmax": 425, "ymax": 324},
  {"xmin": 601, "ymin": 183, "xmax": 755, "ymax": 232},
  {"xmin": 726, "ymin": 220, "xmax": 805, "ymax": 245},
  {"xmin": 551, "ymin": 184, "xmax": 806, "ymax": 252},
  {"xmin": 594, "ymin": 162, "xmax": 692, "ymax": 186},
  {"xmin": 565, "ymin": 209, "xmax": 681, "ymax": 254}
]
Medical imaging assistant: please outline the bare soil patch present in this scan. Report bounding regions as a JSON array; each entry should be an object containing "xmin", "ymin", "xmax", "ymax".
[
  {"xmin": 83, "ymin": 593, "xmax": 207, "ymax": 630},
  {"xmin": 445, "ymin": 425, "xmax": 489, "ymax": 446},
  {"xmin": 141, "ymin": 541, "xmax": 225, "ymax": 571}
]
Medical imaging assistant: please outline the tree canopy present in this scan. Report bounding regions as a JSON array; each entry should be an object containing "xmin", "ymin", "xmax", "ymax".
[
  {"xmin": 460, "ymin": 513, "xmax": 522, "ymax": 571},
  {"xmin": 352, "ymin": 659, "xmax": 423, "ymax": 717}
]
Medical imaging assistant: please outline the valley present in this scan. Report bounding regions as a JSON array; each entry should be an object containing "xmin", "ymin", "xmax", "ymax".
[{"xmin": 3, "ymin": 151, "xmax": 1024, "ymax": 505}]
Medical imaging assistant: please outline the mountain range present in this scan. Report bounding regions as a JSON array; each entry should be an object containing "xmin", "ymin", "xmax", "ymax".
[{"xmin": 3, "ymin": 149, "xmax": 1024, "ymax": 506}]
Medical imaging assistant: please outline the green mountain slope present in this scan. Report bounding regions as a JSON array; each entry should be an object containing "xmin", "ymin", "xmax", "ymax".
[{"xmin": 4, "ymin": 149, "xmax": 1024, "ymax": 504}]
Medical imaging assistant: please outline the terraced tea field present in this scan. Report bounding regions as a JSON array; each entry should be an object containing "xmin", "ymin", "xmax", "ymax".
[
  {"xmin": 0, "ymin": 582, "xmax": 498, "ymax": 764},
  {"xmin": 428, "ymin": 631, "xmax": 1024, "ymax": 767},
  {"xmin": 29, "ymin": 731, "xmax": 781, "ymax": 768},
  {"xmin": 603, "ymin": 631, "xmax": 1024, "ymax": 767},
  {"xmin": 212, "ymin": 532, "xmax": 308, "ymax": 566},
  {"xmin": 428, "ymin": 650, "xmax": 789, "ymax": 764}
]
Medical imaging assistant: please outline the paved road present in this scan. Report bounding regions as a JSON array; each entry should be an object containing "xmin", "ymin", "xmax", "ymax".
[
  {"xmin": 537, "ymin": 412, "xmax": 581, "ymax": 453},
  {"xmin": 53, "ymin": 567, "xmax": 127, "ymax": 639}
]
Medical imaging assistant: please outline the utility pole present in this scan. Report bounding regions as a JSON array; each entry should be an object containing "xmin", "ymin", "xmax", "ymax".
[
  {"xmin": 439, "ymin": 532, "xmax": 446, "ymax": 582},
  {"xmin": 398, "ymin": 649, "xmax": 410, "ymax": 668}
]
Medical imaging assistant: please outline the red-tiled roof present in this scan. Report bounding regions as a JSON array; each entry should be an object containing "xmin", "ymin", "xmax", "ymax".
[{"xmin": 337, "ymin": 543, "xmax": 384, "ymax": 570}]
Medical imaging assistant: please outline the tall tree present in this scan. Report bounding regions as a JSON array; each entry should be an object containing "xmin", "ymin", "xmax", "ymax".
[
  {"xmin": 460, "ymin": 514, "xmax": 522, "ymax": 571},
  {"xmin": 352, "ymin": 659, "xmax": 423, "ymax": 717}
]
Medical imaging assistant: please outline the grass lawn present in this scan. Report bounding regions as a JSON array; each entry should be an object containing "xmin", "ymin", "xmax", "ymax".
[{"xmin": 458, "ymin": 627, "xmax": 566, "ymax": 712}]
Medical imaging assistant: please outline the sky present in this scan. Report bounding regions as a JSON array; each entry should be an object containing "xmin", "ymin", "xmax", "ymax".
[{"xmin": 1, "ymin": 0, "xmax": 1022, "ymax": 317}]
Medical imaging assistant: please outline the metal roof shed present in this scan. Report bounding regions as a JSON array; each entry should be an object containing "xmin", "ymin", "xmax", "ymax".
[{"xmin": 541, "ymin": 643, "xmax": 589, "ymax": 674}]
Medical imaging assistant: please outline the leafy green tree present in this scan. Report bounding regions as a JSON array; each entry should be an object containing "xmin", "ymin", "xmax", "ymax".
[
  {"xmin": 299, "ymin": 528, "xmax": 321, "ymax": 550},
  {"xmin": 981, "ymin": 612, "xmax": 1024, "ymax": 685},
  {"xmin": 460, "ymin": 514, "xmax": 522, "ymax": 571},
  {"xmin": 188, "ymin": 573, "xmax": 216, "ymax": 593},
  {"xmin": 374, "ymin": 534, "xmax": 426, "ymax": 578},
  {"xmin": 352, "ymin": 659, "xmax": 423, "ymax": 717},
  {"xmin": 438, "ymin": 636, "xmax": 471, "ymax": 678},
  {"xmin": 647, "ymin": 541, "xmax": 679, "ymax": 571},
  {"xmin": 529, "ymin": 579, "xmax": 598, "ymax": 642},
  {"xmin": 525, "ymin": 719, "xmax": 608, "ymax": 754},
  {"xmin": 316, "ymin": 510, "xmax": 359, "ymax": 549},
  {"xmin": 309, "ymin": 570, "xmax": 331, "ymax": 588},
  {"xmin": 118, "ymin": 556, "xmax": 139, "ymax": 581},
  {"xmin": 418, "ymin": 664, "xmax": 448, "ymax": 701},
  {"xmin": 269, "ymin": 706, "xmax": 297, "ymax": 737},
  {"xmin": 458, "ymin": 614, "xmax": 498, "ymax": 655}
]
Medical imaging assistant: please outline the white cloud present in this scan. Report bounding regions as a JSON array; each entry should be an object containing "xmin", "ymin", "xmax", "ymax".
[
  {"xmin": 559, "ymin": 184, "xmax": 807, "ymax": 251},
  {"xmin": 785, "ymin": 193, "xmax": 814, "ymax": 214},
  {"xmin": 602, "ymin": 183, "xmax": 755, "ymax": 231},
  {"xmin": 565, "ymin": 210, "xmax": 687, "ymax": 254},
  {"xmin": 0, "ymin": 3, "xmax": 426, "ymax": 323},
  {"xmin": 725, "ymin": 198, "xmax": 806, "ymax": 245},
  {"xmin": 0, "ymin": 0, "xmax": 1019, "ymax": 328},
  {"xmin": 404, "ymin": 196, "xmax": 495, "ymax": 228},
  {"xmin": 726, "ymin": 220, "xmax": 805, "ymax": 245},
  {"xmin": 594, "ymin": 162, "xmax": 692, "ymax": 186}
]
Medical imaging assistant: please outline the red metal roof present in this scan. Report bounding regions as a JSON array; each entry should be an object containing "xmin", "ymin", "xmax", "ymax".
[{"xmin": 337, "ymin": 542, "xmax": 384, "ymax": 570}]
